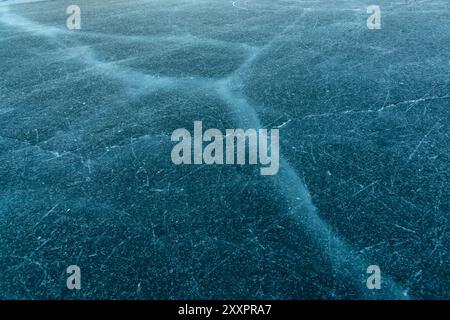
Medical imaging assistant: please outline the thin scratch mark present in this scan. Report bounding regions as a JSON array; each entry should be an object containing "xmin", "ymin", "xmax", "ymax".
[
  {"xmin": 352, "ymin": 180, "xmax": 379, "ymax": 197},
  {"xmin": 393, "ymin": 224, "xmax": 417, "ymax": 234},
  {"xmin": 408, "ymin": 122, "xmax": 440, "ymax": 161}
]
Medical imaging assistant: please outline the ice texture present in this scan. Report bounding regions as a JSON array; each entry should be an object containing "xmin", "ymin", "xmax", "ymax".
[{"xmin": 0, "ymin": 0, "xmax": 449, "ymax": 299}]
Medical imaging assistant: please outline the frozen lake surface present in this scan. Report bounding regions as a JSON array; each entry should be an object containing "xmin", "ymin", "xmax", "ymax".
[{"xmin": 0, "ymin": 0, "xmax": 449, "ymax": 299}]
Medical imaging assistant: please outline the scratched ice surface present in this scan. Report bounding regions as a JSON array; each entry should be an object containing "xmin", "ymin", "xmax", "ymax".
[{"xmin": 0, "ymin": 0, "xmax": 449, "ymax": 299}]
